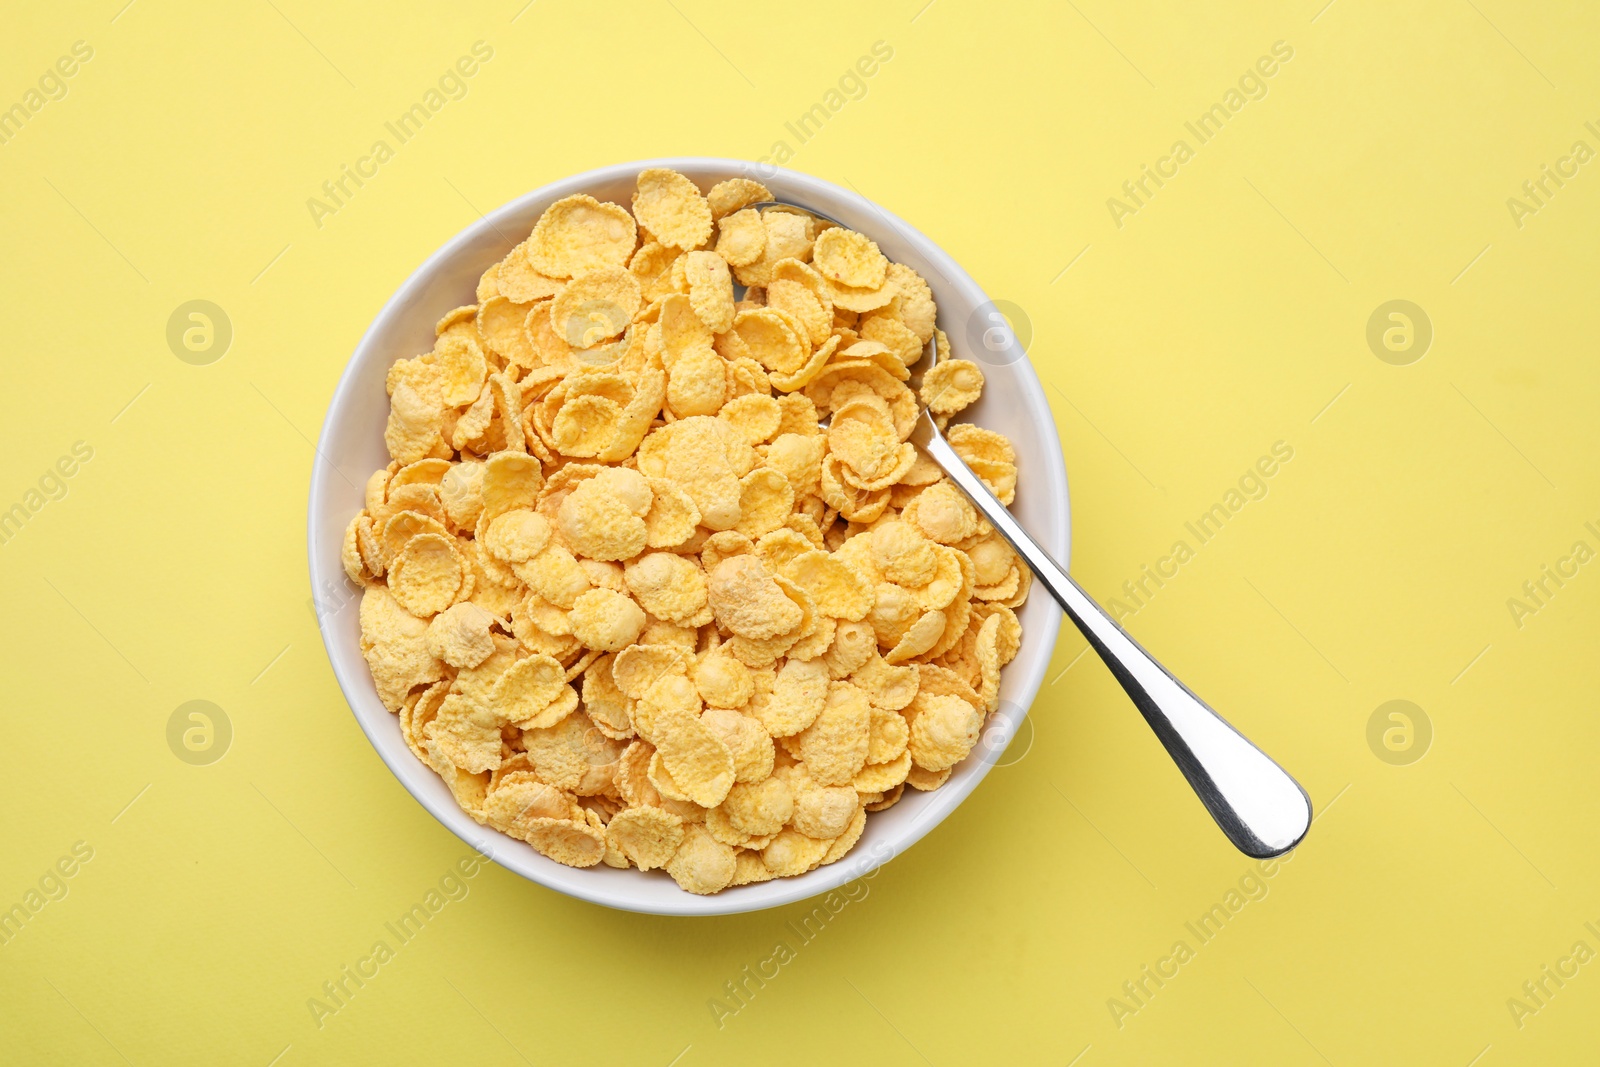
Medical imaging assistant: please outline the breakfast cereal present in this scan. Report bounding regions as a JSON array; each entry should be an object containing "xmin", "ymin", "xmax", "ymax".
[{"xmin": 347, "ymin": 167, "xmax": 1026, "ymax": 894}]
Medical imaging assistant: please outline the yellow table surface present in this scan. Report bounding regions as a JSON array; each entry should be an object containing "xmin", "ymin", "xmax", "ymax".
[{"xmin": 3, "ymin": 1, "xmax": 1597, "ymax": 1063}]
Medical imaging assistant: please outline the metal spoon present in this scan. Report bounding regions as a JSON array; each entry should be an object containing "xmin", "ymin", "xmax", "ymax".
[
  {"xmin": 757, "ymin": 199, "xmax": 1314, "ymax": 858},
  {"xmin": 914, "ymin": 410, "xmax": 1312, "ymax": 857}
]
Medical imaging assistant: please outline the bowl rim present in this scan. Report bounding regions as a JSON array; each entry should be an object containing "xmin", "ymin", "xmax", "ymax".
[{"xmin": 308, "ymin": 157, "xmax": 1072, "ymax": 915}]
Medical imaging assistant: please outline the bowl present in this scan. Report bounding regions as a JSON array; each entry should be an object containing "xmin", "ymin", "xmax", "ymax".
[{"xmin": 308, "ymin": 158, "xmax": 1072, "ymax": 915}]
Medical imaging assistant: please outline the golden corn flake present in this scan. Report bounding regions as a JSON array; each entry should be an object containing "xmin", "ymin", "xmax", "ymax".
[
  {"xmin": 653, "ymin": 704, "xmax": 735, "ymax": 808},
  {"xmin": 483, "ymin": 508, "xmax": 552, "ymax": 563},
  {"xmin": 425, "ymin": 602, "xmax": 498, "ymax": 669},
  {"xmin": 384, "ymin": 379, "xmax": 446, "ymax": 465},
  {"xmin": 920, "ymin": 358, "xmax": 984, "ymax": 415},
  {"xmin": 517, "ymin": 542, "xmax": 590, "ymax": 609},
  {"xmin": 715, "ymin": 207, "xmax": 766, "ymax": 267},
  {"xmin": 707, "ymin": 554, "xmax": 803, "ymax": 639},
  {"xmin": 425, "ymin": 692, "xmax": 505, "ymax": 773},
  {"xmin": 908, "ymin": 691, "xmax": 983, "ymax": 771},
  {"xmin": 700, "ymin": 706, "xmax": 775, "ymax": 783},
  {"xmin": 827, "ymin": 272, "xmax": 898, "ymax": 314},
  {"xmin": 434, "ymin": 333, "xmax": 488, "ymax": 407},
  {"xmin": 387, "ymin": 533, "xmax": 467, "ymax": 617},
  {"xmin": 720, "ymin": 393, "xmax": 782, "ymax": 447},
  {"xmin": 476, "ymin": 262, "xmax": 501, "ymax": 302},
  {"xmin": 485, "ymin": 770, "xmax": 571, "ymax": 831},
  {"xmin": 380, "ymin": 511, "xmax": 450, "ymax": 570},
  {"xmin": 656, "ymin": 424, "xmax": 741, "ymax": 534},
  {"xmin": 658, "ymin": 294, "xmax": 711, "ymax": 364},
  {"xmin": 549, "ymin": 266, "xmax": 641, "ymax": 348},
  {"xmin": 822, "ymin": 619, "xmax": 875, "ymax": 679},
  {"xmin": 790, "ymin": 778, "xmax": 859, "ymax": 839},
  {"xmin": 581, "ymin": 654, "xmax": 634, "ymax": 739},
  {"xmin": 627, "ymin": 240, "xmax": 674, "ymax": 297},
  {"xmin": 569, "ymin": 588, "xmax": 647, "ymax": 652},
  {"xmin": 767, "ymin": 277, "xmax": 830, "ymax": 348},
  {"xmin": 947, "ymin": 424, "xmax": 1018, "ymax": 505},
  {"xmin": 625, "ymin": 551, "xmax": 709, "ymax": 625},
  {"xmin": 685, "ymin": 251, "xmax": 735, "ymax": 333},
  {"xmin": 698, "ymin": 530, "xmax": 754, "ymax": 572},
  {"xmin": 780, "ymin": 549, "xmax": 873, "ymax": 622},
  {"xmin": 797, "ymin": 681, "xmax": 871, "ymax": 786},
  {"xmin": 735, "ymin": 211, "xmax": 813, "ymax": 288},
  {"xmin": 721, "ymin": 775, "xmax": 793, "ymax": 836},
  {"xmin": 498, "ymin": 242, "xmax": 565, "ymax": 303},
  {"xmin": 557, "ymin": 468, "xmax": 651, "ymax": 561},
  {"xmin": 642, "ymin": 477, "xmax": 701, "ymax": 548},
  {"xmin": 866, "ymin": 783, "xmax": 905, "ymax": 811},
  {"xmin": 860, "ymin": 313, "xmax": 923, "ymax": 368},
  {"xmin": 528, "ymin": 194, "xmax": 638, "ymax": 278},
  {"xmin": 667, "ymin": 824, "xmax": 737, "ymax": 894},
  {"xmin": 606, "ymin": 806, "xmax": 684, "ymax": 871},
  {"xmin": 731, "ymin": 850, "xmax": 775, "ymax": 886},
  {"xmin": 489, "ymin": 652, "xmax": 568, "ymax": 725},
  {"xmin": 854, "ymin": 752, "xmax": 911, "ymax": 794},
  {"xmin": 732, "ymin": 307, "xmax": 807, "ymax": 377},
  {"xmin": 477, "ymin": 298, "xmax": 535, "ymax": 371},
  {"xmin": 886, "ymin": 264, "xmax": 937, "ymax": 342},
  {"xmin": 867, "ymin": 705, "xmax": 911, "ymax": 764},
  {"xmin": 633, "ymin": 168, "xmax": 713, "ymax": 251},
  {"xmin": 903, "ymin": 481, "xmax": 979, "ymax": 544},
  {"xmin": 482, "ymin": 451, "xmax": 542, "ymax": 517},
  {"xmin": 813, "ymin": 228, "xmax": 888, "ymax": 289},
  {"xmin": 707, "ymin": 177, "xmax": 771, "ymax": 220},
  {"xmin": 821, "ymin": 805, "xmax": 868, "ymax": 865},
  {"xmin": 349, "ymin": 167, "xmax": 1032, "ymax": 892},
  {"xmin": 360, "ymin": 587, "xmax": 446, "ymax": 711},
  {"xmin": 735, "ymin": 468, "xmax": 794, "ymax": 537},
  {"xmin": 638, "ymin": 697, "xmax": 690, "ymax": 763},
  {"xmin": 751, "ymin": 656, "xmax": 829, "ymax": 736},
  {"xmin": 754, "ymin": 529, "xmax": 812, "ymax": 575},
  {"xmin": 694, "ymin": 644, "xmax": 755, "ymax": 708},
  {"xmin": 665, "ymin": 344, "xmax": 726, "ymax": 418},
  {"xmin": 852, "ymin": 653, "xmax": 920, "ymax": 711},
  {"xmin": 761, "ymin": 829, "xmax": 830, "ymax": 877},
  {"xmin": 524, "ymin": 816, "xmax": 607, "ymax": 867},
  {"xmin": 523, "ymin": 712, "xmax": 619, "ymax": 795}
]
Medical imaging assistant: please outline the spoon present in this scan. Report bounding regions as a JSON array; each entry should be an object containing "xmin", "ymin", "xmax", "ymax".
[{"xmin": 755, "ymin": 199, "xmax": 1314, "ymax": 858}]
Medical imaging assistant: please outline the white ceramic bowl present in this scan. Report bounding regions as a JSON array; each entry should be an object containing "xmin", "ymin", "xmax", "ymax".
[{"xmin": 308, "ymin": 158, "xmax": 1071, "ymax": 915}]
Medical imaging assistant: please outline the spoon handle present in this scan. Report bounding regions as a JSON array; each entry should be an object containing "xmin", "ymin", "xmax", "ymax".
[{"xmin": 913, "ymin": 412, "xmax": 1312, "ymax": 858}]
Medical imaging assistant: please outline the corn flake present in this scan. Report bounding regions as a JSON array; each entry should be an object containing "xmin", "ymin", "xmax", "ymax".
[
  {"xmin": 756, "ymin": 829, "xmax": 825, "ymax": 877},
  {"xmin": 797, "ymin": 681, "xmax": 871, "ymax": 786},
  {"xmin": 707, "ymin": 177, "xmax": 771, "ymax": 220},
  {"xmin": 685, "ymin": 251, "xmax": 735, "ymax": 333},
  {"xmin": 667, "ymin": 824, "xmax": 737, "ymax": 894},
  {"xmin": 625, "ymin": 551, "xmax": 709, "ymax": 625},
  {"xmin": 633, "ymin": 168, "xmax": 713, "ymax": 251},
  {"xmin": 920, "ymin": 358, "xmax": 985, "ymax": 415},
  {"xmin": 549, "ymin": 266, "xmax": 641, "ymax": 348},
  {"xmin": 707, "ymin": 554, "xmax": 803, "ymax": 639},
  {"xmin": 734, "ymin": 211, "xmax": 813, "ymax": 288},
  {"xmin": 569, "ymin": 588, "xmax": 647, "ymax": 652},
  {"xmin": 813, "ymin": 228, "xmax": 888, "ymax": 289},
  {"xmin": 528, "ymin": 194, "xmax": 638, "ymax": 278},
  {"xmin": 606, "ymin": 806, "xmax": 684, "ymax": 871},
  {"xmin": 653, "ymin": 704, "xmax": 736, "ymax": 809},
  {"xmin": 715, "ymin": 207, "xmax": 766, "ymax": 267}
]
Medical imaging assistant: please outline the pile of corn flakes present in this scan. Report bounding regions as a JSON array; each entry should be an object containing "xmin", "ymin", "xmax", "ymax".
[{"xmin": 345, "ymin": 168, "xmax": 1029, "ymax": 894}]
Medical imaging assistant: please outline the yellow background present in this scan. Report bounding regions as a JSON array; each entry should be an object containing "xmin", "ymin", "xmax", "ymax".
[{"xmin": 3, "ymin": 0, "xmax": 1597, "ymax": 1063}]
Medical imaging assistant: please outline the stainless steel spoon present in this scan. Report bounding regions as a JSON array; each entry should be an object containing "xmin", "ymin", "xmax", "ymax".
[
  {"xmin": 914, "ymin": 410, "xmax": 1312, "ymax": 858},
  {"xmin": 755, "ymin": 199, "xmax": 1314, "ymax": 858}
]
